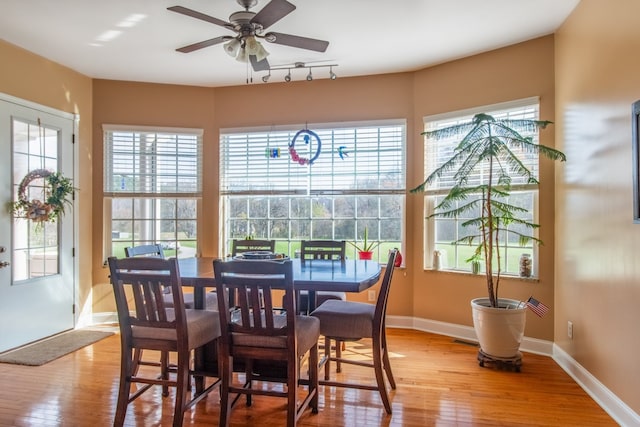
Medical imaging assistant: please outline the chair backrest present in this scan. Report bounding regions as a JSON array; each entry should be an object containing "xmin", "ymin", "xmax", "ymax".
[
  {"xmin": 124, "ymin": 244, "xmax": 165, "ymax": 258},
  {"xmin": 374, "ymin": 249, "xmax": 399, "ymax": 331},
  {"xmin": 108, "ymin": 256, "xmax": 187, "ymax": 348},
  {"xmin": 213, "ymin": 259, "xmax": 296, "ymax": 356},
  {"xmin": 300, "ymin": 240, "xmax": 346, "ymax": 260},
  {"xmin": 231, "ymin": 239, "xmax": 276, "ymax": 256}
]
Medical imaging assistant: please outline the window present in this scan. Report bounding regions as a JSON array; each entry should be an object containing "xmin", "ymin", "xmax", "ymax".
[
  {"xmin": 422, "ymin": 98, "xmax": 540, "ymax": 275},
  {"xmin": 220, "ymin": 121, "xmax": 406, "ymax": 261},
  {"xmin": 12, "ymin": 119, "xmax": 62, "ymax": 280},
  {"xmin": 103, "ymin": 125, "xmax": 202, "ymax": 259}
]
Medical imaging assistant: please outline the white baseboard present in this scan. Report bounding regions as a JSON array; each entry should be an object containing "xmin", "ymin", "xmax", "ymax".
[
  {"xmin": 93, "ymin": 312, "xmax": 118, "ymax": 325},
  {"xmin": 387, "ymin": 315, "xmax": 636, "ymax": 426},
  {"xmin": 387, "ymin": 315, "xmax": 554, "ymax": 355},
  {"xmin": 553, "ymin": 344, "xmax": 639, "ymax": 427}
]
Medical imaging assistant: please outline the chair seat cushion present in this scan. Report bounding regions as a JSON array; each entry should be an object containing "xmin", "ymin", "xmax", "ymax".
[
  {"xmin": 311, "ymin": 300, "xmax": 374, "ymax": 340},
  {"xmin": 132, "ymin": 308, "xmax": 220, "ymax": 349},
  {"xmin": 232, "ymin": 314, "xmax": 320, "ymax": 358},
  {"xmin": 296, "ymin": 291, "xmax": 346, "ymax": 314}
]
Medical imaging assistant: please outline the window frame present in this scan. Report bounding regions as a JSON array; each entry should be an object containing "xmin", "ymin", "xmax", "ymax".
[
  {"xmin": 219, "ymin": 120, "xmax": 407, "ymax": 261},
  {"xmin": 102, "ymin": 125, "xmax": 203, "ymax": 260},
  {"xmin": 422, "ymin": 98, "xmax": 541, "ymax": 276}
]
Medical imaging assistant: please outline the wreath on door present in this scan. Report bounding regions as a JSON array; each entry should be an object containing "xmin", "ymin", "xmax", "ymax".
[{"xmin": 11, "ymin": 168, "xmax": 74, "ymax": 223}]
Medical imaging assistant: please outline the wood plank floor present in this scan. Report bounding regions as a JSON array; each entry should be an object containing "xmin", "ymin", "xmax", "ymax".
[{"xmin": 0, "ymin": 328, "xmax": 616, "ymax": 426}]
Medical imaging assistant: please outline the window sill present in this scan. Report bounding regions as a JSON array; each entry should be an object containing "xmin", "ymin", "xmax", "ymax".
[{"xmin": 426, "ymin": 268, "xmax": 539, "ymax": 282}]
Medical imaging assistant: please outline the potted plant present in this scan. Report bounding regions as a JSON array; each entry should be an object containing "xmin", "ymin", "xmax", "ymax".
[
  {"xmin": 410, "ymin": 113, "xmax": 565, "ymax": 360},
  {"xmin": 348, "ymin": 226, "xmax": 380, "ymax": 260}
]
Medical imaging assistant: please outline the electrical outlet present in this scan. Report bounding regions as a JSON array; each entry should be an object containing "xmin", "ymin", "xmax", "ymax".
[
  {"xmin": 368, "ymin": 290, "xmax": 376, "ymax": 302},
  {"xmin": 567, "ymin": 321, "xmax": 573, "ymax": 339}
]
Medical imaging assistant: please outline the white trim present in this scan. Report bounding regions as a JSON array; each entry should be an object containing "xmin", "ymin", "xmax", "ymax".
[
  {"xmin": 72, "ymin": 113, "xmax": 80, "ymax": 329},
  {"xmin": 387, "ymin": 315, "xmax": 554, "ymax": 355},
  {"xmin": 422, "ymin": 96, "xmax": 540, "ymax": 123},
  {"xmin": 0, "ymin": 92, "xmax": 75, "ymax": 120},
  {"xmin": 221, "ymin": 118, "xmax": 407, "ymax": 135},
  {"xmin": 93, "ymin": 311, "xmax": 119, "ymax": 325},
  {"xmin": 553, "ymin": 344, "xmax": 640, "ymax": 427},
  {"xmin": 102, "ymin": 123, "xmax": 203, "ymax": 136}
]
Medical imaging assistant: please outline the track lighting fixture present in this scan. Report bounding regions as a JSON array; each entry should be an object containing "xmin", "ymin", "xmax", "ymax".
[{"xmin": 260, "ymin": 63, "xmax": 338, "ymax": 83}]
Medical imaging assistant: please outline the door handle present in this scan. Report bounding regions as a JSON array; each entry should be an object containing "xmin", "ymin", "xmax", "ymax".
[{"xmin": 0, "ymin": 261, "xmax": 9, "ymax": 268}]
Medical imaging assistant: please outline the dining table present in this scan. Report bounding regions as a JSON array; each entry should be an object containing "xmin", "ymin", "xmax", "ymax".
[
  {"xmin": 178, "ymin": 256, "xmax": 383, "ymax": 312},
  {"xmin": 177, "ymin": 256, "xmax": 383, "ymax": 392}
]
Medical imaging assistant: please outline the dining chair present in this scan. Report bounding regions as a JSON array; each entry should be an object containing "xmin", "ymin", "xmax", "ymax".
[
  {"xmin": 123, "ymin": 243, "xmax": 165, "ymax": 258},
  {"xmin": 124, "ymin": 244, "xmax": 218, "ymax": 310},
  {"xmin": 107, "ymin": 256, "xmax": 220, "ymax": 427},
  {"xmin": 213, "ymin": 258, "xmax": 320, "ymax": 427},
  {"xmin": 230, "ymin": 238, "xmax": 276, "ymax": 256},
  {"xmin": 124, "ymin": 245, "xmax": 219, "ymax": 380},
  {"xmin": 298, "ymin": 240, "xmax": 347, "ymax": 314},
  {"xmin": 310, "ymin": 248, "xmax": 398, "ymax": 414}
]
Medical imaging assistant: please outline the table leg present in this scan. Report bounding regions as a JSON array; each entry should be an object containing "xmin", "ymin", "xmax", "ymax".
[
  {"xmin": 308, "ymin": 290, "xmax": 318, "ymax": 313},
  {"xmin": 193, "ymin": 287, "xmax": 205, "ymax": 393}
]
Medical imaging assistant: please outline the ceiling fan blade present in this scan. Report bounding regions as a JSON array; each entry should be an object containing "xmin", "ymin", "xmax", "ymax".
[
  {"xmin": 167, "ymin": 6, "xmax": 231, "ymax": 28},
  {"xmin": 250, "ymin": 55, "xmax": 271, "ymax": 72},
  {"xmin": 251, "ymin": 0, "xmax": 296, "ymax": 30},
  {"xmin": 176, "ymin": 36, "xmax": 228, "ymax": 53},
  {"xmin": 265, "ymin": 32, "xmax": 329, "ymax": 52}
]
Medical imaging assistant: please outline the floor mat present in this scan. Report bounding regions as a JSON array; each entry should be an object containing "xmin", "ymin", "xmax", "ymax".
[{"xmin": 0, "ymin": 329, "xmax": 114, "ymax": 366}]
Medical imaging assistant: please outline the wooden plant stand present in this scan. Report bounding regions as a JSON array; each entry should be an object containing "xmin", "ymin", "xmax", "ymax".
[{"xmin": 477, "ymin": 349, "xmax": 522, "ymax": 372}]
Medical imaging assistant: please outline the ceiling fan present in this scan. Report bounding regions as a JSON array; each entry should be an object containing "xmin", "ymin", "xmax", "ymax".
[{"xmin": 167, "ymin": 0, "xmax": 330, "ymax": 72}]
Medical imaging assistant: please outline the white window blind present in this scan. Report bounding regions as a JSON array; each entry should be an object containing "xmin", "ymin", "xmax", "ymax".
[
  {"xmin": 220, "ymin": 121, "xmax": 406, "ymax": 195},
  {"xmin": 424, "ymin": 101, "xmax": 540, "ymax": 195},
  {"xmin": 103, "ymin": 125, "xmax": 203, "ymax": 197}
]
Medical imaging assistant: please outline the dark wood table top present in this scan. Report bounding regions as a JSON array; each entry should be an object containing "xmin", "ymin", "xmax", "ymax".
[{"xmin": 178, "ymin": 257, "xmax": 382, "ymax": 292}]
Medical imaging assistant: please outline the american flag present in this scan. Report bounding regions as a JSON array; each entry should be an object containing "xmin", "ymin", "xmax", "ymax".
[{"xmin": 526, "ymin": 296, "xmax": 549, "ymax": 317}]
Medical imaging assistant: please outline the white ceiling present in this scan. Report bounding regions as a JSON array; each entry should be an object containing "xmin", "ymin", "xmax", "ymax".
[{"xmin": 0, "ymin": 0, "xmax": 580, "ymax": 88}]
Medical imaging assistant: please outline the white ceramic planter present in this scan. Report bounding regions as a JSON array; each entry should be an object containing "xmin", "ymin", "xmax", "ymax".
[{"xmin": 471, "ymin": 297, "xmax": 527, "ymax": 359}]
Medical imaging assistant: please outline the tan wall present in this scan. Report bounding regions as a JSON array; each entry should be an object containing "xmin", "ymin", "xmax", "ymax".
[
  {"xmin": 91, "ymin": 81, "xmax": 217, "ymax": 312},
  {"xmin": 0, "ymin": 33, "xmax": 559, "ymax": 348},
  {"xmin": 555, "ymin": 0, "xmax": 640, "ymax": 413},
  {"xmin": 410, "ymin": 36, "xmax": 557, "ymax": 340},
  {"xmin": 91, "ymin": 73, "xmax": 415, "ymax": 313},
  {"xmin": 0, "ymin": 40, "xmax": 94, "ymax": 323},
  {"xmin": 91, "ymin": 38, "xmax": 556, "ymax": 332}
]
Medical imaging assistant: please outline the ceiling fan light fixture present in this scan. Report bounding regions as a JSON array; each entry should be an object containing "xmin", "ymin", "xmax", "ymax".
[
  {"xmin": 236, "ymin": 47, "xmax": 248, "ymax": 63},
  {"xmin": 253, "ymin": 42, "xmax": 269, "ymax": 62},
  {"xmin": 245, "ymin": 36, "xmax": 269, "ymax": 61},
  {"xmin": 223, "ymin": 38, "xmax": 241, "ymax": 57}
]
